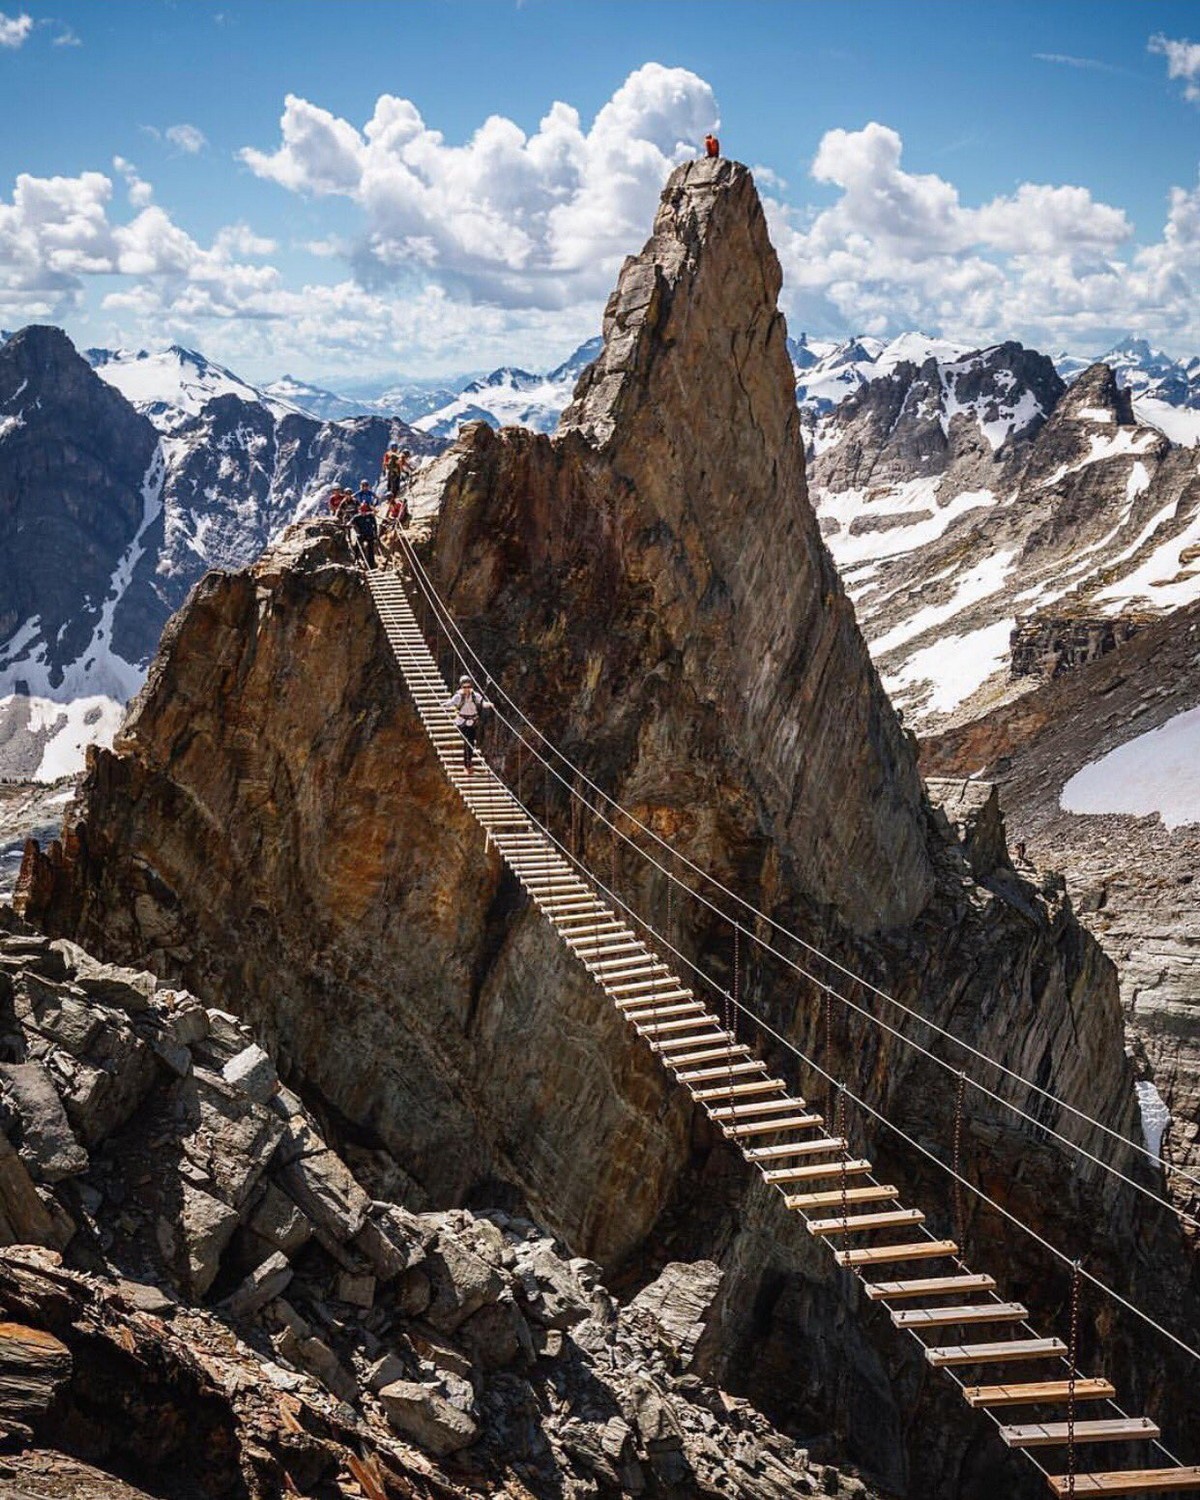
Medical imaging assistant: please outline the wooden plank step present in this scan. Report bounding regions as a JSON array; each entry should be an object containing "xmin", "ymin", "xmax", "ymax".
[
  {"xmin": 1001, "ymin": 1417, "xmax": 1159, "ymax": 1449},
  {"xmin": 610, "ymin": 976, "xmax": 684, "ymax": 996},
  {"xmin": 616, "ymin": 989, "xmax": 695, "ymax": 1009},
  {"xmin": 653, "ymin": 1031, "xmax": 729, "ymax": 1053},
  {"xmin": 589, "ymin": 955, "xmax": 660, "ymax": 975},
  {"xmin": 809, "ymin": 1208, "xmax": 925, "ymax": 1238},
  {"xmin": 725, "ymin": 1114, "xmax": 823, "ymax": 1138},
  {"xmin": 669, "ymin": 1044, "xmax": 753, "ymax": 1068},
  {"xmin": 694, "ymin": 1079, "xmax": 788, "ymax": 1102},
  {"xmin": 891, "ymin": 1301, "xmax": 1027, "ymax": 1329},
  {"xmin": 964, "ymin": 1378, "xmax": 1115, "ymax": 1409},
  {"xmin": 600, "ymin": 966, "xmax": 675, "ymax": 990},
  {"xmin": 925, "ymin": 1338, "xmax": 1066, "ymax": 1368},
  {"xmin": 710, "ymin": 1096, "xmax": 808, "ymax": 1120},
  {"xmin": 675, "ymin": 1060, "xmax": 767, "ymax": 1084},
  {"xmin": 641, "ymin": 1015, "xmax": 721, "ymax": 1036},
  {"xmin": 766, "ymin": 1158, "xmax": 872, "ymax": 1184},
  {"xmin": 787, "ymin": 1184, "xmax": 898, "ymax": 1210},
  {"xmin": 1047, "ymin": 1472, "xmax": 1200, "ymax": 1498},
  {"xmin": 628, "ymin": 1003, "xmax": 705, "ymax": 1023},
  {"xmin": 744, "ymin": 1137, "xmax": 847, "ymax": 1161},
  {"xmin": 570, "ymin": 940, "xmax": 645, "ymax": 959},
  {"xmin": 835, "ymin": 1240, "xmax": 957, "ymax": 1267},
  {"xmin": 866, "ymin": 1274, "xmax": 996, "ymax": 1302}
]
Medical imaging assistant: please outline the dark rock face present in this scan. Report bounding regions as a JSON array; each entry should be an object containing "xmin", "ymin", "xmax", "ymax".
[
  {"xmin": 813, "ymin": 341, "xmax": 1063, "ymax": 494},
  {"xmin": 16, "ymin": 163, "xmax": 1200, "ymax": 1495},
  {"xmin": 810, "ymin": 344, "xmax": 1199, "ymax": 734},
  {"xmin": 0, "ymin": 327, "xmax": 159, "ymax": 688},
  {"xmin": 111, "ymin": 398, "xmax": 438, "ymax": 667},
  {"xmin": 1010, "ymin": 612, "xmax": 1141, "ymax": 679}
]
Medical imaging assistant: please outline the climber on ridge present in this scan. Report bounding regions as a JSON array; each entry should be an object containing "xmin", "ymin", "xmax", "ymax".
[
  {"xmin": 381, "ymin": 482, "xmax": 411, "ymax": 555},
  {"xmin": 704, "ymin": 132, "xmax": 720, "ymax": 159},
  {"xmin": 350, "ymin": 494, "xmax": 379, "ymax": 570},
  {"xmin": 382, "ymin": 444, "xmax": 414, "ymax": 499},
  {"xmin": 444, "ymin": 675, "xmax": 491, "ymax": 773}
]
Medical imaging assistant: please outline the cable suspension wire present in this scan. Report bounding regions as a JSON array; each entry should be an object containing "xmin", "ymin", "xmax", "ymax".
[
  {"xmin": 397, "ymin": 536, "xmax": 1200, "ymax": 1236},
  {"xmin": 389, "ymin": 564, "xmax": 1200, "ymax": 1382},
  {"xmin": 397, "ymin": 531, "xmax": 1200, "ymax": 1201}
]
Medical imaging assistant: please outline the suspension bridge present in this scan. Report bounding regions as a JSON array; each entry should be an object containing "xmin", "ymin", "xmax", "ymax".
[{"xmin": 360, "ymin": 531, "xmax": 1200, "ymax": 1500}]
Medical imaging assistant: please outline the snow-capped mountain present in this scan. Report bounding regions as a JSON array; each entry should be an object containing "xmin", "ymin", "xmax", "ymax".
[
  {"xmin": 0, "ymin": 326, "xmax": 442, "ymax": 781},
  {"xmin": 1098, "ymin": 336, "xmax": 1200, "ymax": 405},
  {"xmin": 261, "ymin": 374, "xmax": 469, "ymax": 425},
  {"xmin": 413, "ymin": 337, "xmax": 604, "ymax": 441},
  {"xmin": 809, "ymin": 351, "xmax": 1200, "ymax": 732},
  {"xmin": 86, "ymin": 344, "xmax": 303, "ymax": 432},
  {"xmin": 260, "ymin": 375, "xmax": 375, "ymax": 423},
  {"xmin": 1088, "ymin": 337, "xmax": 1200, "ymax": 449}
]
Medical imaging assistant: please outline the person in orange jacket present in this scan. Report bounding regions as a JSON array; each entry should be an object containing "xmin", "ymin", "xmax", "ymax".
[{"xmin": 704, "ymin": 133, "xmax": 720, "ymax": 159}]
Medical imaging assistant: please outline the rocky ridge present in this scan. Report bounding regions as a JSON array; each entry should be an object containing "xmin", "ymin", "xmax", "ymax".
[
  {"xmin": 0, "ymin": 911, "xmax": 875, "ymax": 1500},
  {"xmin": 809, "ymin": 358, "xmax": 1200, "ymax": 732},
  {"xmin": 17, "ymin": 159, "xmax": 1200, "ymax": 1495}
]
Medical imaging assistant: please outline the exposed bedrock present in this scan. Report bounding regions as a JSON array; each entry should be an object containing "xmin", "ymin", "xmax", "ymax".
[{"xmin": 18, "ymin": 161, "xmax": 1199, "ymax": 1496}]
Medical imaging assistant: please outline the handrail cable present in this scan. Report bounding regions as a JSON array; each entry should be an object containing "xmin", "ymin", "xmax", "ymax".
[
  {"xmin": 396, "ymin": 534, "xmax": 1200, "ymax": 1236},
  {"xmin": 391, "ymin": 548, "xmax": 1200, "ymax": 1382},
  {"xmin": 397, "ymin": 531, "xmax": 1200, "ymax": 1197},
  {"xmin": 374, "ymin": 557, "xmax": 1200, "ymax": 1490}
]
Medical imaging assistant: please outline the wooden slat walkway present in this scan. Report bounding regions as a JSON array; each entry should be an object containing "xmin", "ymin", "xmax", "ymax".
[{"xmin": 367, "ymin": 564, "xmax": 1199, "ymax": 1499}]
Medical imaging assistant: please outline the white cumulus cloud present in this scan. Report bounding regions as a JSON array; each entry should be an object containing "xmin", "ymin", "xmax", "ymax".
[
  {"xmin": 1150, "ymin": 33, "xmax": 1200, "ymax": 103},
  {"xmin": 240, "ymin": 63, "xmax": 718, "ymax": 308},
  {"xmin": 0, "ymin": 10, "xmax": 31, "ymax": 47},
  {"xmin": 166, "ymin": 123, "xmax": 208, "ymax": 155},
  {"xmin": 761, "ymin": 121, "xmax": 1197, "ymax": 350}
]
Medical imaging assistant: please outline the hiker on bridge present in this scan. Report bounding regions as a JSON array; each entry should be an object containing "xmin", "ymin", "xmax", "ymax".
[
  {"xmin": 444, "ymin": 675, "xmax": 491, "ymax": 773},
  {"xmin": 350, "ymin": 493, "xmax": 379, "ymax": 569}
]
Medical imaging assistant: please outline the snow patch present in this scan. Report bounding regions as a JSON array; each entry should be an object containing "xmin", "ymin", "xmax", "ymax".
[
  {"xmin": 33, "ymin": 695, "xmax": 128, "ymax": 781},
  {"xmin": 1135, "ymin": 1080, "xmax": 1171, "ymax": 1162},
  {"xmin": 818, "ymin": 482, "xmax": 998, "ymax": 568},
  {"xmin": 1061, "ymin": 705, "xmax": 1200, "ymax": 829},
  {"xmin": 872, "ymin": 550, "xmax": 1016, "ymax": 656},
  {"xmin": 1134, "ymin": 397, "xmax": 1200, "ymax": 448},
  {"xmin": 883, "ymin": 617, "xmax": 1014, "ymax": 717}
]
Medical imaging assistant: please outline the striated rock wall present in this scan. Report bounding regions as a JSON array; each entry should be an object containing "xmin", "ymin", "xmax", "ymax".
[{"xmin": 18, "ymin": 161, "xmax": 1200, "ymax": 1496}]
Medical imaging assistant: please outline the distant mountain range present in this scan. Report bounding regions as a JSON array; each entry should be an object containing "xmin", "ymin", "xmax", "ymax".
[
  {"xmin": 5, "ymin": 319, "xmax": 1200, "ymax": 784},
  {"xmin": 58, "ymin": 327, "xmax": 1200, "ymax": 454}
]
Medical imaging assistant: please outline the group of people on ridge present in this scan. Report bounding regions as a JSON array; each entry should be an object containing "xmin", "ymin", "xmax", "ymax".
[
  {"xmin": 327, "ymin": 444, "xmax": 416, "ymax": 569},
  {"xmin": 325, "ymin": 445, "xmax": 489, "ymax": 772}
]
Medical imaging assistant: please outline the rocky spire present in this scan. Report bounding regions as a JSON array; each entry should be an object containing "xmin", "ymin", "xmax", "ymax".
[{"xmin": 455, "ymin": 158, "xmax": 935, "ymax": 932}]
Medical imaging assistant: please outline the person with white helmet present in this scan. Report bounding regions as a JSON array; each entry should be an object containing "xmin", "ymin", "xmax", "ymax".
[{"xmin": 443, "ymin": 674, "xmax": 491, "ymax": 773}]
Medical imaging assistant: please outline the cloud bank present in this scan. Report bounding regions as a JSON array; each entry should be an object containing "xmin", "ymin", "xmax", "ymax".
[{"xmin": 1, "ymin": 59, "xmax": 1200, "ymax": 375}]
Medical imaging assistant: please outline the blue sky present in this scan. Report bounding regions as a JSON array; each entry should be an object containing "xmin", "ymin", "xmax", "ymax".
[{"xmin": 4, "ymin": 0, "xmax": 1200, "ymax": 381}]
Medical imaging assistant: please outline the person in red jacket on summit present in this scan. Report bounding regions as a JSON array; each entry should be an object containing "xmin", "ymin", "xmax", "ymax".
[{"xmin": 704, "ymin": 133, "xmax": 720, "ymax": 159}]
